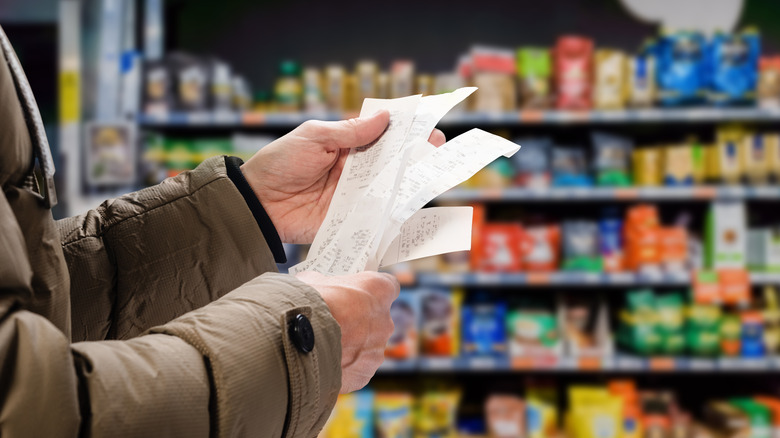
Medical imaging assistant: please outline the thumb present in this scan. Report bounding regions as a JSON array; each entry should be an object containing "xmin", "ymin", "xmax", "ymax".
[{"xmin": 327, "ymin": 110, "xmax": 390, "ymax": 149}]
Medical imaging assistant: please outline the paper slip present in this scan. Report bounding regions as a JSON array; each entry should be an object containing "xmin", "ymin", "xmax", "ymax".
[
  {"xmin": 380, "ymin": 206, "xmax": 473, "ymax": 268},
  {"xmin": 289, "ymin": 88, "xmax": 521, "ymax": 275}
]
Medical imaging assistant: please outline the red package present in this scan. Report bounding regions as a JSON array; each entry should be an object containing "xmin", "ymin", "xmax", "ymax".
[
  {"xmin": 554, "ymin": 36, "xmax": 594, "ymax": 110},
  {"xmin": 470, "ymin": 204, "xmax": 487, "ymax": 270},
  {"xmin": 476, "ymin": 224, "xmax": 526, "ymax": 272},
  {"xmin": 523, "ymin": 225, "xmax": 561, "ymax": 271}
]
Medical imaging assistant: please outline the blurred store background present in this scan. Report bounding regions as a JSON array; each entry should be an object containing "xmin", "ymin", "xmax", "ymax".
[{"xmin": 7, "ymin": 0, "xmax": 780, "ymax": 436}]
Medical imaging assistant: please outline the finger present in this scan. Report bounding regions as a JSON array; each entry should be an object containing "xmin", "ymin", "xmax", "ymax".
[
  {"xmin": 377, "ymin": 272, "xmax": 401, "ymax": 302},
  {"xmin": 428, "ymin": 129, "xmax": 446, "ymax": 147},
  {"xmin": 323, "ymin": 110, "xmax": 390, "ymax": 149}
]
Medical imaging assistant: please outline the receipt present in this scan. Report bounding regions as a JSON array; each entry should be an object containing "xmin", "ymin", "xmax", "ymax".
[
  {"xmin": 380, "ymin": 206, "xmax": 473, "ymax": 267},
  {"xmin": 289, "ymin": 88, "xmax": 522, "ymax": 276},
  {"xmin": 303, "ymin": 95, "xmax": 422, "ymax": 272}
]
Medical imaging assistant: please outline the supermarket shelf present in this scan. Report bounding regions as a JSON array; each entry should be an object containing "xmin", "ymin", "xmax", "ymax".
[
  {"xmin": 377, "ymin": 355, "xmax": 780, "ymax": 373},
  {"xmin": 138, "ymin": 107, "xmax": 780, "ymax": 128},
  {"xmin": 436, "ymin": 186, "xmax": 780, "ymax": 202},
  {"xmin": 410, "ymin": 271, "xmax": 780, "ymax": 287}
]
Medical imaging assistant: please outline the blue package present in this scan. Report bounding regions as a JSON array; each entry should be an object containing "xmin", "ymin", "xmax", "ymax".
[
  {"xmin": 462, "ymin": 302, "xmax": 507, "ymax": 357},
  {"xmin": 707, "ymin": 30, "xmax": 760, "ymax": 106},
  {"xmin": 741, "ymin": 314, "xmax": 765, "ymax": 358},
  {"xmin": 552, "ymin": 147, "xmax": 592, "ymax": 187},
  {"xmin": 655, "ymin": 31, "xmax": 707, "ymax": 106},
  {"xmin": 599, "ymin": 217, "xmax": 623, "ymax": 260}
]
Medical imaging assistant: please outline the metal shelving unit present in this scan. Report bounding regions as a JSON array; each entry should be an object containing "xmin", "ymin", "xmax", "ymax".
[
  {"xmin": 138, "ymin": 107, "xmax": 780, "ymax": 129},
  {"xmin": 378, "ymin": 355, "xmax": 780, "ymax": 374},
  {"xmin": 408, "ymin": 271, "xmax": 780, "ymax": 287}
]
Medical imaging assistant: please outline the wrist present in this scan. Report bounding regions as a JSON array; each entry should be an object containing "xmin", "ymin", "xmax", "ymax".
[{"xmin": 225, "ymin": 156, "xmax": 286, "ymax": 263}]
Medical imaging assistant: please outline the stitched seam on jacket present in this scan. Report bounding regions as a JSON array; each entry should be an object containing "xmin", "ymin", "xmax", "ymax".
[
  {"xmin": 60, "ymin": 176, "xmax": 225, "ymax": 247},
  {"xmin": 282, "ymin": 312, "xmax": 302, "ymax": 438},
  {"xmin": 310, "ymin": 348, "xmax": 320, "ymax": 432}
]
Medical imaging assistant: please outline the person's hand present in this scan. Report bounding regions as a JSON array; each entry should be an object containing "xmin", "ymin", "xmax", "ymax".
[
  {"xmin": 241, "ymin": 112, "xmax": 446, "ymax": 244},
  {"xmin": 295, "ymin": 270, "xmax": 399, "ymax": 393}
]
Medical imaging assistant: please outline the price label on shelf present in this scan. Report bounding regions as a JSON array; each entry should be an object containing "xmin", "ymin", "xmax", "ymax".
[
  {"xmin": 649, "ymin": 357, "xmax": 676, "ymax": 371},
  {"xmin": 519, "ymin": 110, "xmax": 543, "ymax": 123},
  {"xmin": 614, "ymin": 188, "xmax": 638, "ymax": 199},
  {"xmin": 526, "ymin": 273, "xmax": 551, "ymax": 285},
  {"xmin": 241, "ymin": 112, "xmax": 266, "ymax": 125},
  {"xmin": 511, "ymin": 357, "xmax": 536, "ymax": 370},
  {"xmin": 424, "ymin": 357, "xmax": 455, "ymax": 371},
  {"xmin": 475, "ymin": 272, "xmax": 501, "ymax": 284},
  {"xmin": 687, "ymin": 359, "xmax": 717, "ymax": 371},
  {"xmin": 578, "ymin": 357, "xmax": 601, "ymax": 371},
  {"xmin": 616, "ymin": 356, "xmax": 644, "ymax": 370},
  {"xmin": 607, "ymin": 272, "xmax": 635, "ymax": 284},
  {"xmin": 479, "ymin": 188, "xmax": 503, "ymax": 200},
  {"xmin": 469, "ymin": 357, "xmax": 497, "ymax": 370},
  {"xmin": 187, "ymin": 112, "xmax": 211, "ymax": 124},
  {"xmin": 692, "ymin": 187, "xmax": 717, "ymax": 199}
]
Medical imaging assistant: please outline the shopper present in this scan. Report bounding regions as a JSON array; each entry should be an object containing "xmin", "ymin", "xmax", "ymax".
[{"xmin": 0, "ymin": 27, "xmax": 444, "ymax": 437}]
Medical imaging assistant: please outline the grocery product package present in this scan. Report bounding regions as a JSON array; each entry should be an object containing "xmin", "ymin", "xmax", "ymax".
[
  {"xmin": 593, "ymin": 49, "xmax": 627, "ymax": 110},
  {"xmin": 655, "ymin": 31, "xmax": 707, "ymax": 106},
  {"xmin": 462, "ymin": 298, "xmax": 508, "ymax": 357},
  {"xmin": 485, "ymin": 395, "xmax": 525, "ymax": 438},
  {"xmin": 591, "ymin": 131, "xmax": 633, "ymax": 187},
  {"xmin": 552, "ymin": 147, "xmax": 591, "ymax": 187},
  {"xmin": 507, "ymin": 297, "xmax": 562, "ymax": 359},
  {"xmin": 707, "ymin": 30, "xmax": 760, "ymax": 106},
  {"xmin": 561, "ymin": 221, "xmax": 602, "ymax": 271},
  {"xmin": 375, "ymin": 393, "xmax": 414, "ymax": 438},
  {"xmin": 517, "ymin": 47, "xmax": 552, "ymax": 109},
  {"xmin": 386, "ymin": 290, "xmax": 419, "ymax": 361},
  {"xmin": 513, "ymin": 137, "xmax": 552, "ymax": 189},
  {"xmin": 415, "ymin": 389, "xmax": 461, "ymax": 438},
  {"xmin": 318, "ymin": 390, "xmax": 374, "ymax": 438},
  {"xmin": 566, "ymin": 386, "xmax": 622, "ymax": 438},
  {"xmin": 554, "ymin": 36, "xmax": 594, "ymax": 110},
  {"xmin": 420, "ymin": 289, "xmax": 462, "ymax": 357}
]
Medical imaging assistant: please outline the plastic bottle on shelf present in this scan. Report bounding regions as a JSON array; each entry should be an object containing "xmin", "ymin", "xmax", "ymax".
[{"xmin": 274, "ymin": 60, "xmax": 302, "ymax": 112}]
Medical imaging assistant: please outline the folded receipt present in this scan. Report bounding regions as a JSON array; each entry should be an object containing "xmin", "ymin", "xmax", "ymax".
[{"xmin": 288, "ymin": 88, "xmax": 521, "ymax": 275}]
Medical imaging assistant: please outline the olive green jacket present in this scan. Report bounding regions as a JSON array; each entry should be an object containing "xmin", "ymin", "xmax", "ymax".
[{"xmin": 0, "ymin": 26, "xmax": 340, "ymax": 437}]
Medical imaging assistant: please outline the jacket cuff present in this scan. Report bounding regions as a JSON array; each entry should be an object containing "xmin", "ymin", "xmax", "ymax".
[
  {"xmin": 147, "ymin": 272, "xmax": 341, "ymax": 438},
  {"xmin": 224, "ymin": 156, "xmax": 286, "ymax": 263}
]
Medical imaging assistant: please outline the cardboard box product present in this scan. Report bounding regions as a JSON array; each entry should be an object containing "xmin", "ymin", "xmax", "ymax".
[
  {"xmin": 742, "ymin": 133, "xmax": 771, "ymax": 184},
  {"xmin": 473, "ymin": 72, "xmax": 516, "ymax": 112},
  {"xmin": 324, "ymin": 65, "xmax": 346, "ymax": 111},
  {"xmin": 302, "ymin": 67, "xmax": 325, "ymax": 113},
  {"xmin": 355, "ymin": 60, "xmax": 378, "ymax": 102},
  {"xmin": 705, "ymin": 202, "xmax": 747, "ymax": 270},
  {"xmin": 390, "ymin": 60, "xmax": 415, "ymax": 99},
  {"xmin": 748, "ymin": 229, "xmax": 780, "ymax": 272},
  {"xmin": 517, "ymin": 47, "xmax": 552, "ymax": 109},
  {"xmin": 713, "ymin": 125, "xmax": 745, "ymax": 184},
  {"xmin": 593, "ymin": 49, "xmax": 627, "ymax": 110},
  {"xmin": 558, "ymin": 294, "xmax": 613, "ymax": 358},
  {"xmin": 627, "ymin": 54, "xmax": 656, "ymax": 107}
]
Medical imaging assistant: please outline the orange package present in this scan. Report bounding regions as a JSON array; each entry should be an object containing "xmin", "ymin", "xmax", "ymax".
[
  {"xmin": 524, "ymin": 225, "xmax": 561, "ymax": 271},
  {"xmin": 624, "ymin": 205, "xmax": 661, "ymax": 271},
  {"xmin": 470, "ymin": 204, "xmax": 487, "ymax": 270},
  {"xmin": 719, "ymin": 269, "xmax": 751, "ymax": 306},
  {"xmin": 658, "ymin": 227, "xmax": 688, "ymax": 270}
]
